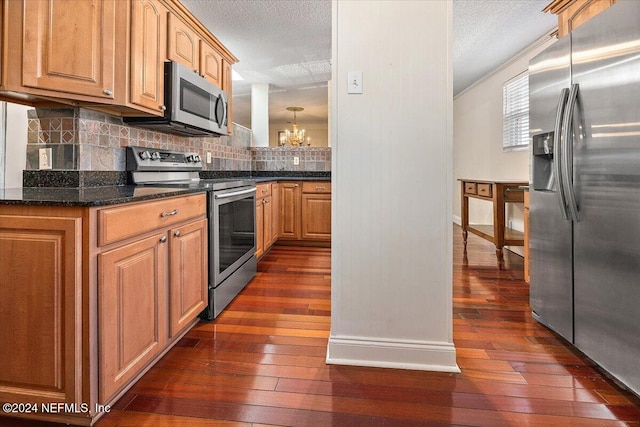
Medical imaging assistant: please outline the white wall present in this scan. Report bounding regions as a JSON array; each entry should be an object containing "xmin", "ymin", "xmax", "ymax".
[
  {"xmin": 3, "ymin": 102, "xmax": 29, "ymax": 188},
  {"xmin": 328, "ymin": 0, "xmax": 457, "ymax": 372},
  {"xmin": 453, "ymin": 36, "xmax": 556, "ymax": 250}
]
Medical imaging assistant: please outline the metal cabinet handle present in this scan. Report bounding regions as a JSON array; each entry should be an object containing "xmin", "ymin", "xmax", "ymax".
[
  {"xmin": 159, "ymin": 236, "xmax": 167, "ymax": 243},
  {"xmin": 315, "ymin": 186, "xmax": 326, "ymax": 191},
  {"xmin": 262, "ymin": 189, "xmax": 268, "ymax": 193},
  {"xmin": 174, "ymin": 230, "xmax": 181, "ymax": 237},
  {"xmin": 160, "ymin": 209, "xmax": 179, "ymax": 217},
  {"xmin": 160, "ymin": 105, "xmax": 166, "ymax": 111},
  {"xmin": 561, "ymin": 83, "xmax": 581, "ymax": 222},
  {"xmin": 554, "ymin": 88, "xmax": 570, "ymax": 221},
  {"xmin": 103, "ymin": 89, "xmax": 113, "ymax": 96}
]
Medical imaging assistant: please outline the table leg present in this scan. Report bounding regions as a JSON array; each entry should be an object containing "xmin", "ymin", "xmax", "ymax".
[
  {"xmin": 496, "ymin": 246, "xmax": 504, "ymax": 269},
  {"xmin": 461, "ymin": 182, "xmax": 469, "ymax": 250},
  {"xmin": 493, "ymin": 183, "xmax": 505, "ymax": 267}
]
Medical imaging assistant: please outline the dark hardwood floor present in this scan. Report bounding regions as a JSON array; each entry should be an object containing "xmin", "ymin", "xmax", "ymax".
[{"xmin": 4, "ymin": 226, "xmax": 640, "ymax": 426}]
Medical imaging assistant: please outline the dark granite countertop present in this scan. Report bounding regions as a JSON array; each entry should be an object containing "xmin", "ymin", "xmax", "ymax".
[
  {"xmin": 0, "ymin": 186, "xmax": 206, "ymax": 207},
  {"xmin": 1, "ymin": 173, "xmax": 331, "ymax": 207}
]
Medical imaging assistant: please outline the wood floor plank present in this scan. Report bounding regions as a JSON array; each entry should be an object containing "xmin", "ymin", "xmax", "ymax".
[{"xmin": 6, "ymin": 228, "xmax": 639, "ymax": 427}]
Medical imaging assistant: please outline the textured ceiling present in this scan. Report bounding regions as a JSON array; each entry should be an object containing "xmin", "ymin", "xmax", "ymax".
[{"xmin": 181, "ymin": 0, "xmax": 557, "ymax": 129}]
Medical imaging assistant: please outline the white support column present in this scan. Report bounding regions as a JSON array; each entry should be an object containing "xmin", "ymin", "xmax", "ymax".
[
  {"xmin": 251, "ymin": 83, "xmax": 270, "ymax": 147},
  {"xmin": 328, "ymin": 0, "xmax": 457, "ymax": 373}
]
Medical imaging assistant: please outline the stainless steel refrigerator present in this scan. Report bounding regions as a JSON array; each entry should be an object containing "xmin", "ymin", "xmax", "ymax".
[{"xmin": 529, "ymin": 0, "xmax": 640, "ymax": 396}]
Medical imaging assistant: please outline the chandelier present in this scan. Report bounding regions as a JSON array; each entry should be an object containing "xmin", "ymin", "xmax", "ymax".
[{"xmin": 280, "ymin": 107, "xmax": 310, "ymax": 146}]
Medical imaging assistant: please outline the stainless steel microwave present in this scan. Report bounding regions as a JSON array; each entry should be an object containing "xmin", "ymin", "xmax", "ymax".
[{"xmin": 124, "ymin": 61, "xmax": 228, "ymax": 137}]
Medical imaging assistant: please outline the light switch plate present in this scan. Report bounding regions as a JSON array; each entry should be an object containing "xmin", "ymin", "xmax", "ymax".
[{"xmin": 348, "ymin": 71, "xmax": 363, "ymax": 94}]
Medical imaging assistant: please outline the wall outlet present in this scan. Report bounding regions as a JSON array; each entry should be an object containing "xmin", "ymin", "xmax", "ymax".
[
  {"xmin": 39, "ymin": 148, "xmax": 52, "ymax": 170},
  {"xmin": 293, "ymin": 156, "xmax": 300, "ymax": 165},
  {"xmin": 508, "ymin": 220, "xmax": 513, "ymax": 229},
  {"xmin": 206, "ymin": 152, "xmax": 212, "ymax": 164}
]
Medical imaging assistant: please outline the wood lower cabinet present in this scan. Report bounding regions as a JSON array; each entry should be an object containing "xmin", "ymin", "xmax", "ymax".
[
  {"xmin": 279, "ymin": 182, "xmax": 301, "ymax": 239},
  {"xmin": 99, "ymin": 233, "xmax": 167, "ymax": 403},
  {"xmin": 169, "ymin": 218, "xmax": 208, "ymax": 337},
  {"xmin": 278, "ymin": 181, "xmax": 331, "ymax": 244},
  {"xmin": 0, "ymin": 0, "xmax": 4, "ymax": 89},
  {"xmin": 130, "ymin": 0, "xmax": 167, "ymax": 115},
  {"xmin": 0, "ymin": 214, "xmax": 83, "ymax": 414},
  {"xmin": 271, "ymin": 183, "xmax": 280, "ymax": 243},
  {"xmin": 0, "ymin": 193, "xmax": 207, "ymax": 425},
  {"xmin": 255, "ymin": 183, "xmax": 274, "ymax": 258},
  {"xmin": 97, "ymin": 194, "xmax": 206, "ymax": 404}
]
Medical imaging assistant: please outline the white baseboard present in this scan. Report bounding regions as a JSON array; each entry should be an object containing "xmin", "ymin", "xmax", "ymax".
[
  {"xmin": 453, "ymin": 215, "xmax": 461, "ymax": 226},
  {"xmin": 326, "ymin": 335, "xmax": 460, "ymax": 373}
]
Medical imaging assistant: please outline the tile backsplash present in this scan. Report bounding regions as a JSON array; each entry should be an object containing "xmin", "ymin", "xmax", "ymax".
[
  {"xmin": 24, "ymin": 107, "xmax": 331, "ymax": 179},
  {"xmin": 25, "ymin": 107, "xmax": 252, "ymax": 171}
]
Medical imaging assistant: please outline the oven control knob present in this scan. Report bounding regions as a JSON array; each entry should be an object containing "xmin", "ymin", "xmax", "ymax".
[
  {"xmin": 194, "ymin": 155, "xmax": 201, "ymax": 163},
  {"xmin": 139, "ymin": 150, "xmax": 151, "ymax": 160},
  {"xmin": 150, "ymin": 151, "xmax": 160, "ymax": 161}
]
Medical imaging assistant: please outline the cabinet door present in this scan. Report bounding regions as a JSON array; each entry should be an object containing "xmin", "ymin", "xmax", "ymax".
[
  {"xmin": 98, "ymin": 233, "xmax": 167, "ymax": 403},
  {"xmin": 279, "ymin": 182, "xmax": 301, "ymax": 239},
  {"xmin": 22, "ymin": 0, "xmax": 116, "ymax": 99},
  {"xmin": 0, "ymin": 0, "xmax": 4, "ymax": 89},
  {"xmin": 0, "ymin": 215, "xmax": 82, "ymax": 406},
  {"xmin": 130, "ymin": 0, "xmax": 166, "ymax": 115},
  {"xmin": 263, "ymin": 195, "xmax": 273, "ymax": 249},
  {"xmin": 169, "ymin": 218, "xmax": 208, "ymax": 337},
  {"xmin": 199, "ymin": 41, "xmax": 223, "ymax": 88},
  {"xmin": 222, "ymin": 59, "xmax": 233, "ymax": 133},
  {"xmin": 167, "ymin": 12, "xmax": 199, "ymax": 72},
  {"xmin": 255, "ymin": 198, "xmax": 264, "ymax": 258},
  {"xmin": 301, "ymin": 193, "xmax": 332, "ymax": 240},
  {"xmin": 271, "ymin": 183, "xmax": 280, "ymax": 242}
]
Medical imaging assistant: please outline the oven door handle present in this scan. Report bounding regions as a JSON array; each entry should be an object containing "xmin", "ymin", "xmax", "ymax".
[{"xmin": 214, "ymin": 187, "xmax": 257, "ymax": 199}]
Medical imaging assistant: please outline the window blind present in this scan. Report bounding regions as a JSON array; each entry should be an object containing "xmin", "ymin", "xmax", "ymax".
[{"xmin": 503, "ymin": 73, "xmax": 529, "ymax": 151}]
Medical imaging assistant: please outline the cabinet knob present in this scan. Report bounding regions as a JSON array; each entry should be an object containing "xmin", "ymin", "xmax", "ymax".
[
  {"xmin": 174, "ymin": 230, "xmax": 181, "ymax": 237},
  {"xmin": 103, "ymin": 89, "xmax": 113, "ymax": 96},
  {"xmin": 160, "ymin": 105, "xmax": 166, "ymax": 111},
  {"xmin": 294, "ymin": 184, "xmax": 298, "ymax": 187},
  {"xmin": 159, "ymin": 236, "xmax": 167, "ymax": 243}
]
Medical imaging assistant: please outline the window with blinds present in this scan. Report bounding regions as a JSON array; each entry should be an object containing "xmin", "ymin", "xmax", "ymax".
[{"xmin": 503, "ymin": 72, "xmax": 529, "ymax": 151}]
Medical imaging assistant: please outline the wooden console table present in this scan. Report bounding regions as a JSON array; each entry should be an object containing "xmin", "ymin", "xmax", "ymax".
[{"xmin": 459, "ymin": 179, "xmax": 527, "ymax": 266}]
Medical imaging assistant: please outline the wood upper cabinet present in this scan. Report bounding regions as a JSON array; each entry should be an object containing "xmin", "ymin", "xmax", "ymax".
[
  {"xmin": 98, "ymin": 233, "xmax": 168, "ymax": 404},
  {"xmin": 279, "ymin": 182, "xmax": 302, "ymax": 239},
  {"xmin": 22, "ymin": 0, "xmax": 117, "ymax": 100},
  {"xmin": 167, "ymin": 12, "xmax": 199, "ymax": 73},
  {"xmin": 130, "ymin": 0, "xmax": 167, "ymax": 115},
  {"xmin": 222, "ymin": 59, "xmax": 233, "ymax": 133},
  {"xmin": 0, "ymin": 214, "xmax": 83, "ymax": 408},
  {"xmin": 200, "ymin": 40, "xmax": 223, "ymax": 88},
  {"xmin": 545, "ymin": 0, "xmax": 617, "ymax": 38},
  {"xmin": 169, "ymin": 218, "xmax": 208, "ymax": 337}
]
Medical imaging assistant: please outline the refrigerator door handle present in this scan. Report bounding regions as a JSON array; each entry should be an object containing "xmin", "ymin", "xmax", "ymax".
[
  {"xmin": 562, "ymin": 83, "xmax": 581, "ymax": 222},
  {"xmin": 554, "ymin": 88, "xmax": 571, "ymax": 220}
]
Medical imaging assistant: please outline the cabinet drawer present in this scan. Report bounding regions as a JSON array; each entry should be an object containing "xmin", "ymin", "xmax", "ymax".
[
  {"xmin": 256, "ymin": 183, "xmax": 272, "ymax": 199},
  {"xmin": 464, "ymin": 182, "xmax": 477, "ymax": 195},
  {"xmin": 98, "ymin": 194, "xmax": 206, "ymax": 246},
  {"xmin": 302, "ymin": 181, "xmax": 331, "ymax": 194},
  {"xmin": 477, "ymin": 184, "xmax": 492, "ymax": 198}
]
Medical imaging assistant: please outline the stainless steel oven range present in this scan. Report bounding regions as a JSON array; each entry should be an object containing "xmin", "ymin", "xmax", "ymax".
[{"xmin": 127, "ymin": 146, "xmax": 257, "ymax": 320}]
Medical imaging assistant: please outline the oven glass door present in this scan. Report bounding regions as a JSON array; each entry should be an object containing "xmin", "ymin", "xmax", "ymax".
[{"xmin": 212, "ymin": 187, "xmax": 256, "ymax": 285}]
